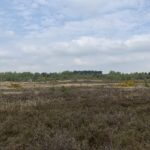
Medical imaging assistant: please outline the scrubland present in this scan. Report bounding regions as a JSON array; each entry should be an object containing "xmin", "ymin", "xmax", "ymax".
[{"xmin": 0, "ymin": 82, "xmax": 150, "ymax": 150}]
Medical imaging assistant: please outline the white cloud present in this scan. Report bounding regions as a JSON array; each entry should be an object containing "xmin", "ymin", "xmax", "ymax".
[
  {"xmin": 0, "ymin": 30, "xmax": 15, "ymax": 38},
  {"xmin": 3, "ymin": 34, "xmax": 148, "ymax": 72},
  {"xmin": 0, "ymin": 0, "xmax": 150, "ymax": 72},
  {"xmin": 73, "ymin": 58, "xmax": 89, "ymax": 66}
]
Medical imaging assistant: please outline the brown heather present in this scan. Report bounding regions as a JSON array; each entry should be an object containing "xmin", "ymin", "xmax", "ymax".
[{"xmin": 0, "ymin": 84, "xmax": 150, "ymax": 150}]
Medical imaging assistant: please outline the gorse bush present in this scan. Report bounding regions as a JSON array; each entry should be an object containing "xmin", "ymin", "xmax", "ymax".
[
  {"xmin": 9, "ymin": 83, "xmax": 23, "ymax": 89},
  {"xmin": 118, "ymin": 80, "xmax": 136, "ymax": 87}
]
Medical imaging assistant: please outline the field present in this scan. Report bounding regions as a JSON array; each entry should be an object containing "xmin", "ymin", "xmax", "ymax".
[{"xmin": 0, "ymin": 81, "xmax": 150, "ymax": 150}]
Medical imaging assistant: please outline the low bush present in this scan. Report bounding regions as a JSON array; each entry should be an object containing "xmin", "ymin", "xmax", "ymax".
[
  {"xmin": 118, "ymin": 80, "xmax": 136, "ymax": 87},
  {"xmin": 8, "ymin": 83, "xmax": 23, "ymax": 89}
]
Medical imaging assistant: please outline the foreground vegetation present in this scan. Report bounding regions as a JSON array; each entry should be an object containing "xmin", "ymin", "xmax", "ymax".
[{"xmin": 0, "ymin": 84, "xmax": 150, "ymax": 150}]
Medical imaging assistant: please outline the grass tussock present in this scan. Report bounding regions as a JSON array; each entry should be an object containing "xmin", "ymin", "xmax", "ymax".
[{"xmin": 0, "ymin": 86, "xmax": 150, "ymax": 150}]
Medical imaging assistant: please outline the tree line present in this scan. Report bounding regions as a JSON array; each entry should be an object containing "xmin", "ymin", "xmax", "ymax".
[{"xmin": 0, "ymin": 71, "xmax": 150, "ymax": 82}]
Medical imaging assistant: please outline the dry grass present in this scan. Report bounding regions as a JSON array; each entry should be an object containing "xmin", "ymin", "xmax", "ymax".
[
  {"xmin": 0, "ymin": 81, "xmax": 117, "ymax": 90},
  {"xmin": 0, "ymin": 84, "xmax": 150, "ymax": 150}
]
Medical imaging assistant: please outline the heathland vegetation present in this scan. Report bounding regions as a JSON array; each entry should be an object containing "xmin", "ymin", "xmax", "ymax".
[
  {"xmin": 0, "ymin": 86, "xmax": 150, "ymax": 150},
  {"xmin": 0, "ymin": 71, "xmax": 150, "ymax": 150}
]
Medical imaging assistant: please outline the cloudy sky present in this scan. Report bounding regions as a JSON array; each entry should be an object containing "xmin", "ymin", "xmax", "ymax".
[{"xmin": 0, "ymin": 0, "xmax": 150, "ymax": 73}]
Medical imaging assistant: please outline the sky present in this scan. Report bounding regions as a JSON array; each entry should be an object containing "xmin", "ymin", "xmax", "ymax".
[{"xmin": 0, "ymin": 0, "xmax": 150, "ymax": 73}]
